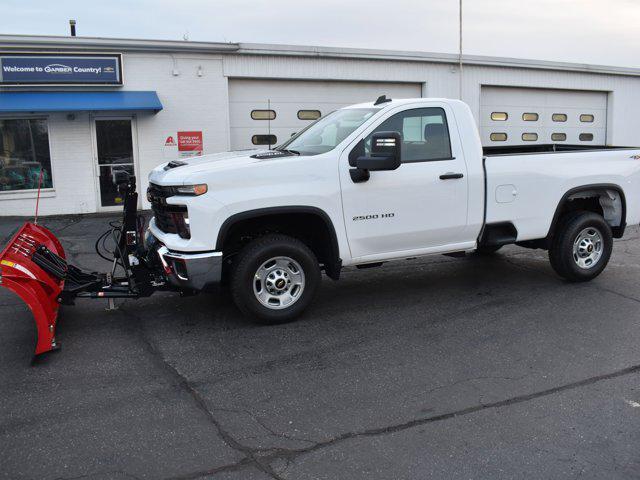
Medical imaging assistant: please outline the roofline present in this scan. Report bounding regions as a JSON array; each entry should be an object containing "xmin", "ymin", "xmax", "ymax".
[
  {"xmin": 0, "ymin": 33, "xmax": 240, "ymax": 53},
  {"xmin": 238, "ymin": 42, "xmax": 640, "ymax": 77},
  {"xmin": 1, "ymin": 34, "xmax": 639, "ymax": 77}
]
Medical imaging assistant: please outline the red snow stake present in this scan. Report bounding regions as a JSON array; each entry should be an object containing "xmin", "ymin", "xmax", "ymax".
[{"xmin": 0, "ymin": 222, "xmax": 66, "ymax": 356}]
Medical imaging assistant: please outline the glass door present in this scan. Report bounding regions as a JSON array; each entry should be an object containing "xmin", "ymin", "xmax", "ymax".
[{"xmin": 94, "ymin": 118, "xmax": 136, "ymax": 208}]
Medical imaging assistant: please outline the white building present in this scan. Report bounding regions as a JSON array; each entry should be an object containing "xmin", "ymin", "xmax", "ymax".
[{"xmin": 1, "ymin": 34, "xmax": 639, "ymax": 216}]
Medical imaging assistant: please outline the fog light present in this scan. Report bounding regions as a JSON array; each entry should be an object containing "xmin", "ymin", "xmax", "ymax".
[{"xmin": 170, "ymin": 210, "xmax": 191, "ymax": 239}]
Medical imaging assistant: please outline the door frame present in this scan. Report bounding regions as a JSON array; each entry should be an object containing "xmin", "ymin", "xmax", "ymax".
[
  {"xmin": 90, "ymin": 114, "xmax": 141, "ymax": 212},
  {"xmin": 337, "ymin": 100, "xmax": 473, "ymax": 262}
]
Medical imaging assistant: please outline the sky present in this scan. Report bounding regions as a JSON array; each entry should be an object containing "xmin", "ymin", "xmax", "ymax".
[{"xmin": 2, "ymin": 0, "xmax": 640, "ymax": 68}]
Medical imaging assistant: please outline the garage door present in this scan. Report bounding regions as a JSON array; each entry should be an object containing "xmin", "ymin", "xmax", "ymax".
[
  {"xmin": 229, "ymin": 79, "xmax": 422, "ymax": 150},
  {"xmin": 480, "ymin": 86, "xmax": 607, "ymax": 146}
]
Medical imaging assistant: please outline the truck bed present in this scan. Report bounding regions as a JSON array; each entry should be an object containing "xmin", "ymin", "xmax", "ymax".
[{"xmin": 483, "ymin": 145, "xmax": 640, "ymax": 243}]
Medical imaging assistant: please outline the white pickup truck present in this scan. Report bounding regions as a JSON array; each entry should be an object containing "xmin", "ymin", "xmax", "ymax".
[{"xmin": 147, "ymin": 96, "xmax": 640, "ymax": 323}]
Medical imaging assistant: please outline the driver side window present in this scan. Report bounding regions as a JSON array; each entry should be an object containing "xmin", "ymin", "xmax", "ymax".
[{"xmin": 364, "ymin": 107, "xmax": 452, "ymax": 162}]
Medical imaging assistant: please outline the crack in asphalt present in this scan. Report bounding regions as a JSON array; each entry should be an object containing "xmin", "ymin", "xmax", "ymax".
[
  {"xmin": 117, "ymin": 302, "xmax": 640, "ymax": 479},
  {"xmin": 153, "ymin": 361, "xmax": 640, "ymax": 479},
  {"xmin": 210, "ymin": 406, "xmax": 318, "ymax": 446},
  {"xmin": 248, "ymin": 362, "xmax": 640, "ymax": 465},
  {"xmin": 118, "ymin": 306, "xmax": 287, "ymax": 480},
  {"xmin": 161, "ymin": 457, "xmax": 256, "ymax": 480},
  {"xmin": 23, "ymin": 223, "xmax": 638, "ymax": 479}
]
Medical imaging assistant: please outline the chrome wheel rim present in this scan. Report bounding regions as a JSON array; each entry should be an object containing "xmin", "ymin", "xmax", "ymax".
[
  {"xmin": 253, "ymin": 256, "xmax": 305, "ymax": 310},
  {"xmin": 572, "ymin": 227, "xmax": 603, "ymax": 269}
]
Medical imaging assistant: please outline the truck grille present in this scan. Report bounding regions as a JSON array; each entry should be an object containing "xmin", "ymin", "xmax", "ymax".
[{"xmin": 148, "ymin": 183, "xmax": 189, "ymax": 238}]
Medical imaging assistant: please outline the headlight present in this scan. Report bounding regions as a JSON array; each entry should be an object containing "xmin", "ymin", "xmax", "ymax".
[{"xmin": 175, "ymin": 184, "xmax": 208, "ymax": 196}]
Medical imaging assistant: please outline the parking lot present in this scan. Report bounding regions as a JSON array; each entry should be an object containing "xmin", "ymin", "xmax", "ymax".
[{"xmin": 1, "ymin": 214, "xmax": 640, "ymax": 479}]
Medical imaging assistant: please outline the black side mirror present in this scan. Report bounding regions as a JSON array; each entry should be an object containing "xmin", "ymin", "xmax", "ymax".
[{"xmin": 350, "ymin": 131, "xmax": 401, "ymax": 182}]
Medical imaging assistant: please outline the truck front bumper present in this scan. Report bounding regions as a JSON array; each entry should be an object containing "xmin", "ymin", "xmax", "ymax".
[{"xmin": 149, "ymin": 235, "xmax": 223, "ymax": 291}]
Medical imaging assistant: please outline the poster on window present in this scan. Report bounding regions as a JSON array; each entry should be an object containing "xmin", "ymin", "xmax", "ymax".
[{"xmin": 177, "ymin": 131, "xmax": 203, "ymax": 157}]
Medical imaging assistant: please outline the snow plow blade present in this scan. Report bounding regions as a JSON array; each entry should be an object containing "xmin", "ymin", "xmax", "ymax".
[{"xmin": 0, "ymin": 222, "xmax": 67, "ymax": 356}]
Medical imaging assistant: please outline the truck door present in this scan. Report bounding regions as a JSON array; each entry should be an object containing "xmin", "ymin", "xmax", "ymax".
[{"xmin": 339, "ymin": 103, "xmax": 470, "ymax": 260}]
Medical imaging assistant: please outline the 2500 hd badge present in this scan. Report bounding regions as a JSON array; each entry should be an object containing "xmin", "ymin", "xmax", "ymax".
[{"xmin": 353, "ymin": 213, "xmax": 395, "ymax": 221}]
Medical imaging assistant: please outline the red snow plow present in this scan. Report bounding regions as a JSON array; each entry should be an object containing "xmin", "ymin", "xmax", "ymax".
[
  {"xmin": 0, "ymin": 175, "xmax": 170, "ymax": 358},
  {"xmin": 0, "ymin": 222, "xmax": 67, "ymax": 355}
]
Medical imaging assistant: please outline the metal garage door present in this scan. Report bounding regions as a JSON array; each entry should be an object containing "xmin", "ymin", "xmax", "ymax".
[
  {"xmin": 480, "ymin": 86, "xmax": 607, "ymax": 146},
  {"xmin": 229, "ymin": 79, "xmax": 422, "ymax": 150}
]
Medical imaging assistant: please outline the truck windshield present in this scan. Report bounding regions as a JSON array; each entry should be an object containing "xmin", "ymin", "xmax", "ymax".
[{"xmin": 277, "ymin": 108, "xmax": 379, "ymax": 156}]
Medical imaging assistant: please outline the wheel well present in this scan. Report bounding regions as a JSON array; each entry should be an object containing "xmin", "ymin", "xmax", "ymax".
[
  {"xmin": 548, "ymin": 186, "xmax": 626, "ymax": 240},
  {"xmin": 217, "ymin": 209, "xmax": 342, "ymax": 280}
]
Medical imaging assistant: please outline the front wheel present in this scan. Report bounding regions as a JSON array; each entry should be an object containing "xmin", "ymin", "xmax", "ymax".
[
  {"xmin": 548, "ymin": 211, "xmax": 613, "ymax": 282},
  {"xmin": 230, "ymin": 234, "xmax": 321, "ymax": 324}
]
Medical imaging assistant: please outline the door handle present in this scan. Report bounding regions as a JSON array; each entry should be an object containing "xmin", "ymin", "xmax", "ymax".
[{"xmin": 439, "ymin": 172, "xmax": 464, "ymax": 180}]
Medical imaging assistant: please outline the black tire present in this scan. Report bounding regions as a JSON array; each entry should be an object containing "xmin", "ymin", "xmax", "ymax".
[
  {"xmin": 230, "ymin": 234, "xmax": 321, "ymax": 324},
  {"xmin": 475, "ymin": 245, "xmax": 503, "ymax": 255},
  {"xmin": 548, "ymin": 210, "xmax": 613, "ymax": 282}
]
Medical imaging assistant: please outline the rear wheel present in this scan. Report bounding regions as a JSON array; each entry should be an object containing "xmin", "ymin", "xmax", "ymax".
[
  {"xmin": 548, "ymin": 211, "xmax": 612, "ymax": 282},
  {"xmin": 230, "ymin": 234, "xmax": 321, "ymax": 324}
]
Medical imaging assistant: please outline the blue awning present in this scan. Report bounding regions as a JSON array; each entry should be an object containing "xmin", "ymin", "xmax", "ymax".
[{"xmin": 0, "ymin": 91, "xmax": 163, "ymax": 113}]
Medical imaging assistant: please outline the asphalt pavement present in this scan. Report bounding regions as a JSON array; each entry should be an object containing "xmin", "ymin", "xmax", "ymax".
[{"xmin": 1, "ymin": 214, "xmax": 639, "ymax": 479}]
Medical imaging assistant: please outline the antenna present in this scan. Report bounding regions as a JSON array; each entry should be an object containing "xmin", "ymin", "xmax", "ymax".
[
  {"xmin": 459, "ymin": 0, "xmax": 463, "ymax": 100},
  {"xmin": 374, "ymin": 95, "xmax": 392, "ymax": 106}
]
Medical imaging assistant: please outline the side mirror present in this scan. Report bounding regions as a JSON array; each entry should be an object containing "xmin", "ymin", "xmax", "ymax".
[
  {"xmin": 350, "ymin": 131, "xmax": 401, "ymax": 183},
  {"xmin": 356, "ymin": 131, "xmax": 401, "ymax": 171}
]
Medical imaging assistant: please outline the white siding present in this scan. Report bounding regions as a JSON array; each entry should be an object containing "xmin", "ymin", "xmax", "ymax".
[
  {"xmin": 223, "ymin": 54, "xmax": 640, "ymax": 146},
  {"xmin": 459, "ymin": 64, "xmax": 640, "ymax": 146},
  {"xmin": 228, "ymin": 78, "xmax": 422, "ymax": 150},
  {"xmin": 480, "ymin": 86, "xmax": 607, "ymax": 145}
]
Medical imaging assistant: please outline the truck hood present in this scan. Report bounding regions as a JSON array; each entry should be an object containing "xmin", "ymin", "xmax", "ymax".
[{"xmin": 149, "ymin": 149, "xmax": 287, "ymax": 185}]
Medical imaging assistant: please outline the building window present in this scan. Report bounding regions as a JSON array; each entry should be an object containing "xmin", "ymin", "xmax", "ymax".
[
  {"xmin": 490, "ymin": 133, "xmax": 508, "ymax": 141},
  {"xmin": 0, "ymin": 118, "xmax": 52, "ymax": 192},
  {"xmin": 297, "ymin": 110, "xmax": 321, "ymax": 120},
  {"xmin": 551, "ymin": 133, "xmax": 567, "ymax": 141},
  {"xmin": 552, "ymin": 113, "xmax": 567, "ymax": 122},
  {"xmin": 580, "ymin": 114, "xmax": 595, "ymax": 123},
  {"xmin": 579, "ymin": 133, "xmax": 594, "ymax": 141},
  {"xmin": 252, "ymin": 134, "xmax": 277, "ymax": 145},
  {"xmin": 251, "ymin": 110, "xmax": 276, "ymax": 120},
  {"xmin": 491, "ymin": 112, "xmax": 508, "ymax": 121},
  {"xmin": 522, "ymin": 133, "xmax": 538, "ymax": 141},
  {"xmin": 522, "ymin": 113, "xmax": 539, "ymax": 121}
]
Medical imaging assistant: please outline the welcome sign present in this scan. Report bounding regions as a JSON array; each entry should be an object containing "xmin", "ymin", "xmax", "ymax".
[{"xmin": 0, "ymin": 53, "xmax": 123, "ymax": 85}]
